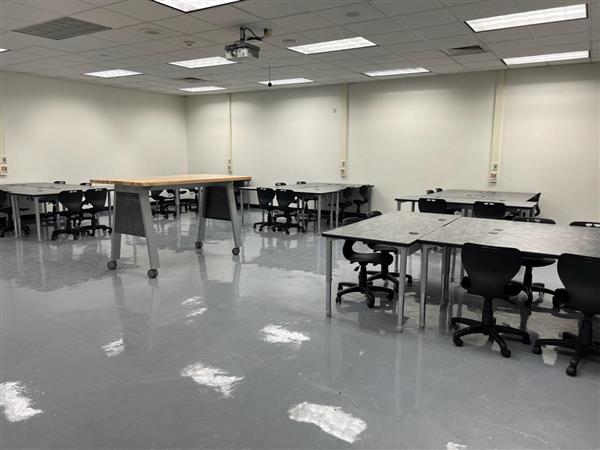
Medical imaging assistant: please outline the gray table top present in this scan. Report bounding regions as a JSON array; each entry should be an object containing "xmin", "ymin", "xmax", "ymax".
[
  {"xmin": 420, "ymin": 216, "xmax": 600, "ymax": 258},
  {"xmin": 322, "ymin": 211, "xmax": 461, "ymax": 246},
  {"xmin": 1, "ymin": 182, "xmax": 113, "ymax": 197},
  {"xmin": 434, "ymin": 189, "xmax": 537, "ymax": 201},
  {"xmin": 395, "ymin": 194, "xmax": 537, "ymax": 209},
  {"xmin": 240, "ymin": 182, "xmax": 368, "ymax": 196}
]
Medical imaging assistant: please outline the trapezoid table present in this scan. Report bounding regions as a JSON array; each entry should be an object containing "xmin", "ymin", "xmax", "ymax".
[{"xmin": 91, "ymin": 174, "xmax": 251, "ymax": 278}]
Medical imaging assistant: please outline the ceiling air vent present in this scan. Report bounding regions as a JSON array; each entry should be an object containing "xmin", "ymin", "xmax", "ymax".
[
  {"xmin": 444, "ymin": 45, "xmax": 486, "ymax": 56},
  {"xmin": 14, "ymin": 17, "xmax": 111, "ymax": 40}
]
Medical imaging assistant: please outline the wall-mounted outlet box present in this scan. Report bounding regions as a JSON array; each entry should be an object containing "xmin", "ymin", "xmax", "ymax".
[
  {"xmin": 340, "ymin": 159, "xmax": 346, "ymax": 177},
  {"xmin": 488, "ymin": 162, "xmax": 498, "ymax": 183}
]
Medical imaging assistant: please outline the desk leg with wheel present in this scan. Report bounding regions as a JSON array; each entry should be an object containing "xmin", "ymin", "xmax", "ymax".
[
  {"xmin": 325, "ymin": 237, "xmax": 333, "ymax": 317},
  {"xmin": 226, "ymin": 182, "xmax": 242, "ymax": 255},
  {"xmin": 396, "ymin": 246, "xmax": 408, "ymax": 332},
  {"xmin": 196, "ymin": 186, "xmax": 206, "ymax": 249},
  {"xmin": 419, "ymin": 245, "xmax": 431, "ymax": 329}
]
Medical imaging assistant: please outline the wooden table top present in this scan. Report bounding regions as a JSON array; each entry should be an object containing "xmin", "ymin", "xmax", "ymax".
[{"xmin": 90, "ymin": 174, "xmax": 252, "ymax": 187}]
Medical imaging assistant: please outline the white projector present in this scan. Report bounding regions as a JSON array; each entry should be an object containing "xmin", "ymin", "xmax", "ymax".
[{"xmin": 225, "ymin": 41, "xmax": 260, "ymax": 60}]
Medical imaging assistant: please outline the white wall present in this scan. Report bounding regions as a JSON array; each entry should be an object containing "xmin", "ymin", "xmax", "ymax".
[
  {"xmin": 0, "ymin": 72, "xmax": 187, "ymax": 184},
  {"xmin": 186, "ymin": 63, "xmax": 599, "ymax": 224}
]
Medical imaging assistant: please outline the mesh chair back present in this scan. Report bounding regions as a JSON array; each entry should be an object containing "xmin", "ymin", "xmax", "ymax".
[
  {"xmin": 513, "ymin": 217, "xmax": 556, "ymax": 224},
  {"xmin": 275, "ymin": 189, "xmax": 296, "ymax": 210},
  {"xmin": 150, "ymin": 190, "xmax": 164, "ymax": 200},
  {"xmin": 58, "ymin": 190, "xmax": 84, "ymax": 214},
  {"xmin": 473, "ymin": 201, "xmax": 506, "ymax": 219},
  {"xmin": 358, "ymin": 185, "xmax": 370, "ymax": 202},
  {"xmin": 296, "ymin": 181, "xmax": 307, "ymax": 184},
  {"xmin": 435, "ymin": 188, "xmax": 443, "ymax": 192},
  {"xmin": 84, "ymin": 188, "xmax": 107, "ymax": 210},
  {"xmin": 341, "ymin": 187, "xmax": 354, "ymax": 203},
  {"xmin": 461, "ymin": 243, "xmax": 521, "ymax": 298},
  {"xmin": 53, "ymin": 180, "xmax": 66, "ymax": 184},
  {"xmin": 570, "ymin": 221, "xmax": 600, "ymax": 228},
  {"xmin": 557, "ymin": 254, "xmax": 600, "ymax": 315},
  {"xmin": 275, "ymin": 182, "xmax": 287, "ymax": 186},
  {"xmin": 256, "ymin": 188, "xmax": 275, "ymax": 208},
  {"xmin": 418, "ymin": 198, "xmax": 447, "ymax": 214},
  {"xmin": 426, "ymin": 189, "xmax": 434, "ymax": 194},
  {"xmin": 0, "ymin": 191, "xmax": 8, "ymax": 208}
]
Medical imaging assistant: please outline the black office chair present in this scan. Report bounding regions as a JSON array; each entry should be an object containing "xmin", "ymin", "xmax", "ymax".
[
  {"xmin": 570, "ymin": 221, "xmax": 600, "ymax": 228},
  {"xmin": 253, "ymin": 188, "xmax": 276, "ymax": 231},
  {"xmin": 513, "ymin": 217, "xmax": 557, "ymax": 306},
  {"xmin": 530, "ymin": 193, "xmax": 542, "ymax": 216},
  {"xmin": 80, "ymin": 182, "xmax": 92, "ymax": 186},
  {"xmin": 336, "ymin": 217, "xmax": 395, "ymax": 308},
  {"xmin": 473, "ymin": 201, "xmax": 509, "ymax": 219},
  {"xmin": 426, "ymin": 189, "xmax": 435, "ymax": 195},
  {"xmin": 364, "ymin": 211, "xmax": 413, "ymax": 287},
  {"xmin": 296, "ymin": 181, "xmax": 317, "ymax": 230},
  {"xmin": 79, "ymin": 188, "xmax": 112, "ymax": 235},
  {"xmin": 435, "ymin": 188, "xmax": 443, "ymax": 192},
  {"xmin": 150, "ymin": 190, "xmax": 175, "ymax": 218},
  {"xmin": 418, "ymin": 198, "xmax": 448, "ymax": 214},
  {"xmin": 353, "ymin": 185, "xmax": 370, "ymax": 217},
  {"xmin": 451, "ymin": 243, "xmax": 529, "ymax": 358},
  {"xmin": 272, "ymin": 189, "xmax": 303, "ymax": 234},
  {"xmin": 533, "ymin": 254, "xmax": 600, "ymax": 376},
  {"xmin": 338, "ymin": 187, "xmax": 355, "ymax": 222},
  {"xmin": 51, "ymin": 190, "xmax": 85, "ymax": 240},
  {"xmin": 275, "ymin": 182, "xmax": 287, "ymax": 186}
]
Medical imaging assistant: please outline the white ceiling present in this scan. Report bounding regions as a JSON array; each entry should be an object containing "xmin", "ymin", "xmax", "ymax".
[{"xmin": 1, "ymin": 0, "xmax": 598, "ymax": 96}]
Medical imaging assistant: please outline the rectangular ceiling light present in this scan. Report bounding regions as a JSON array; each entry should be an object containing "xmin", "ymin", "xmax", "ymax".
[
  {"xmin": 152, "ymin": 0, "xmax": 241, "ymax": 12},
  {"xmin": 179, "ymin": 86, "xmax": 226, "ymax": 92},
  {"xmin": 466, "ymin": 4, "xmax": 587, "ymax": 32},
  {"xmin": 502, "ymin": 50, "xmax": 589, "ymax": 65},
  {"xmin": 169, "ymin": 56, "xmax": 236, "ymax": 68},
  {"xmin": 363, "ymin": 67, "xmax": 429, "ymax": 77},
  {"xmin": 0, "ymin": 48, "xmax": 8, "ymax": 52},
  {"xmin": 258, "ymin": 78, "xmax": 314, "ymax": 86},
  {"xmin": 84, "ymin": 69, "xmax": 142, "ymax": 78},
  {"xmin": 287, "ymin": 37, "xmax": 376, "ymax": 54}
]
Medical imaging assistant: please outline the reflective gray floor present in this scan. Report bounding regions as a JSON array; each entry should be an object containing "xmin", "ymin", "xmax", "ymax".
[{"xmin": 1, "ymin": 211, "xmax": 599, "ymax": 450}]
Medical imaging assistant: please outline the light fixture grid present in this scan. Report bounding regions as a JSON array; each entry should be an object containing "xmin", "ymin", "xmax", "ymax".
[
  {"xmin": 502, "ymin": 50, "xmax": 589, "ymax": 65},
  {"xmin": 363, "ymin": 67, "xmax": 430, "ymax": 77},
  {"xmin": 169, "ymin": 56, "xmax": 237, "ymax": 69},
  {"xmin": 84, "ymin": 69, "xmax": 142, "ymax": 78},
  {"xmin": 179, "ymin": 86, "xmax": 226, "ymax": 92},
  {"xmin": 151, "ymin": 0, "xmax": 241, "ymax": 13},
  {"xmin": 287, "ymin": 37, "xmax": 376, "ymax": 55},
  {"xmin": 257, "ymin": 78, "xmax": 314, "ymax": 86}
]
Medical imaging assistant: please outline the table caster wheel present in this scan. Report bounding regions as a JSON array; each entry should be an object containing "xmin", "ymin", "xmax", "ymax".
[
  {"xmin": 453, "ymin": 337, "xmax": 463, "ymax": 347},
  {"xmin": 500, "ymin": 347, "xmax": 511, "ymax": 358},
  {"xmin": 232, "ymin": 247, "xmax": 240, "ymax": 255},
  {"xmin": 107, "ymin": 261, "xmax": 117, "ymax": 270},
  {"xmin": 566, "ymin": 365, "xmax": 577, "ymax": 377},
  {"xmin": 532, "ymin": 345, "xmax": 542, "ymax": 355},
  {"xmin": 195, "ymin": 241, "xmax": 203, "ymax": 249},
  {"xmin": 147, "ymin": 269, "xmax": 158, "ymax": 279}
]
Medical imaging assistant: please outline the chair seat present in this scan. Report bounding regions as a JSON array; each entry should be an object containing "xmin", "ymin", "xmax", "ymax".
[
  {"xmin": 350, "ymin": 251, "xmax": 393, "ymax": 266},
  {"xmin": 522, "ymin": 256, "xmax": 555, "ymax": 268},
  {"xmin": 461, "ymin": 277, "xmax": 523, "ymax": 297},
  {"xmin": 368, "ymin": 243, "xmax": 397, "ymax": 253}
]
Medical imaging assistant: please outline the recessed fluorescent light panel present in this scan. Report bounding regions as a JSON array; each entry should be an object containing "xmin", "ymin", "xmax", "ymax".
[
  {"xmin": 502, "ymin": 50, "xmax": 589, "ymax": 65},
  {"xmin": 258, "ymin": 78, "xmax": 314, "ymax": 86},
  {"xmin": 169, "ymin": 56, "xmax": 236, "ymax": 68},
  {"xmin": 363, "ymin": 67, "xmax": 429, "ymax": 77},
  {"xmin": 179, "ymin": 86, "xmax": 226, "ymax": 92},
  {"xmin": 466, "ymin": 4, "xmax": 587, "ymax": 32},
  {"xmin": 0, "ymin": 48, "xmax": 8, "ymax": 52},
  {"xmin": 84, "ymin": 69, "xmax": 142, "ymax": 78},
  {"xmin": 287, "ymin": 37, "xmax": 376, "ymax": 54},
  {"xmin": 152, "ymin": 0, "xmax": 241, "ymax": 12}
]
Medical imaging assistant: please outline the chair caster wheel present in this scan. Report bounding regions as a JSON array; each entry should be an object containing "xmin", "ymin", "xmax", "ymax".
[
  {"xmin": 500, "ymin": 348, "xmax": 511, "ymax": 358},
  {"xmin": 453, "ymin": 337, "xmax": 463, "ymax": 347},
  {"xmin": 147, "ymin": 269, "xmax": 158, "ymax": 279},
  {"xmin": 366, "ymin": 296, "xmax": 375, "ymax": 309},
  {"xmin": 195, "ymin": 241, "xmax": 203, "ymax": 249},
  {"xmin": 335, "ymin": 296, "xmax": 342, "ymax": 304},
  {"xmin": 232, "ymin": 247, "xmax": 240, "ymax": 255},
  {"xmin": 522, "ymin": 335, "xmax": 531, "ymax": 345},
  {"xmin": 566, "ymin": 365, "xmax": 577, "ymax": 377},
  {"xmin": 532, "ymin": 345, "xmax": 542, "ymax": 355},
  {"xmin": 107, "ymin": 261, "xmax": 117, "ymax": 270},
  {"xmin": 387, "ymin": 294, "xmax": 394, "ymax": 301}
]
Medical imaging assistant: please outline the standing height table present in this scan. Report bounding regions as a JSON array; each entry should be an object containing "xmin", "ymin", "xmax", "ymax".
[{"xmin": 90, "ymin": 174, "xmax": 251, "ymax": 278}]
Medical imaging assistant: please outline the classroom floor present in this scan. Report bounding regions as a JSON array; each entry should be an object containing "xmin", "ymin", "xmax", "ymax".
[{"xmin": 1, "ymin": 211, "xmax": 599, "ymax": 450}]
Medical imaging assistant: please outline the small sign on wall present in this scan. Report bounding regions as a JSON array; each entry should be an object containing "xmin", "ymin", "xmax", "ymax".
[
  {"xmin": 488, "ymin": 162, "xmax": 498, "ymax": 183},
  {"xmin": 0, "ymin": 156, "xmax": 6, "ymax": 177}
]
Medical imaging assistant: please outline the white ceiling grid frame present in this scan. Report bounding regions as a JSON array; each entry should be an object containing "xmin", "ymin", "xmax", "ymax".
[{"xmin": 0, "ymin": 0, "xmax": 596, "ymax": 95}]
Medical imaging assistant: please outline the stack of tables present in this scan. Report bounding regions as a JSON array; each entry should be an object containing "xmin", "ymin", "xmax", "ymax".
[
  {"xmin": 1, "ymin": 182, "xmax": 113, "ymax": 241},
  {"xmin": 396, "ymin": 189, "xmax": 539, "ymax": 216},
  {"xmin": 322, "ymin": 212, "xmax": 600, "ymax": 332}
]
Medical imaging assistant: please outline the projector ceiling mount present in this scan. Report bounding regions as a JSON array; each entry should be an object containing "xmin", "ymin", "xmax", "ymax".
[{"xmin": 225, "ymin": 26, "xmax": 272, "ymax": 61}]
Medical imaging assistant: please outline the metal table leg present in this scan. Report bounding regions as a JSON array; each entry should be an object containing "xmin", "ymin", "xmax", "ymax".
[
  {"xmin": 34, "ymin": 197, "xmax": 42, "ymax": 242},
  {"xmin": 226, "ymin": 182, "xmax": 242, "ymax": 255},
  {"xmin": 10, "ymin": 195, "xmax": 20, "ymax": 237},
  {"xmin": 174, "ymin": 189, "xmax": 181, "ymax": 218},
  {"xmin": 317, "ymin": 196, "xmax": 322, "ymax": 234},
  {"xmin": 240, "ymin": 190, "xmax": 245, "ymax": 225},
  {"xmin": 328, "ymin": 194, "xmax": 333, "ymax": 228},
  {"xmin": 440, "ymin": 246, "xmax": 452, "ymax": 306},
  {"xmin": 107, "ymin": 191, "xmax": 113, "ymax": 227},
  {"xmin": 411, "ymin": 201, "xmax": 416, "ymax": 212},
  {"xmin": 325, "ymin": 237, "xmax": 333, "ymax": 317},
  {"xmin": 335, "ymin": 192, "xmax": 340, "ymax": 227},
  {"xmin": 419, "ymin": 245, "xmax": 431, "ymax": 329},
  {"xmin": 396, "ymin": 247, "xmax": 408, "ymax": 332},
  {"xmin": 196, "ymin": 186, "xmax": 206, "ymax": 249},
  {"xmin": 139, "ymin": 188, "xmax": 160, "ymax": 276},
  {"xmin": 396, "ymin": 200, "xmax": 401, "ymax": 211}
]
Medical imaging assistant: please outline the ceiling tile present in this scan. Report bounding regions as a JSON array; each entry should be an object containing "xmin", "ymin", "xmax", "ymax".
[
  {"xmin": 394, "ymin": 8, "xmax": 459, "ymax": 30},
  {"xmin": 0, "ymin": 31, "xmax": 49, "ymax": 50},
  {"xmin": 386, "ymin": 40, "xmax": 434, "ymax": 54},
  {"xmin": 429, "ymin": 63, "xmax": 468, "ymax": 73},
  {"xmin": 154, "ymin": 14, "xmax": 219, "ymax": 34},
  {"xmin": 344, "ymin": 18, "xmax": 405, "ymax": 35},
  {"xmin": 536, "ymin": 32, "xmax": 591, "ymax": 46},
  {"xmin": 314, "ymin": 2, "xmax": 386, "ymax": 25},
  {"xmin": 18, "ymin": 0, "xmax": 97, "ymax": 15},
  {"xmin": 414, "ymin": 22, "xmax": 472, "ymax": 39},
  {"xmin": 118, "ymin": 23, "xmax": 183, "ymax": 40},
  {"xmin": 461, "ymin": 60, "xmax": 506, "ymax": 70},
  {"xmin": 1, "ymin": 1, "xmax": 61, "ymax": 24},
  {"xmin": 193, "ymin": 28, "xmax": 240, "ymax": 44},
  {"xmin": 476, "ymin": 27, "xmax": 533, "ymax": 43},
  {"xmin": 529, "ymin": 19, "xmax": 591, "ymax": 37},
  {"xmin": 236, "ymin": 0, "xmax": 308, "ymax": 19},
  {"xmin": 452, "ymin": 52, "xmax": 500, "ymax": 63},
  {"xmin": 429, "ymin": 35, "xmax": 482, "ymax": 50},
  {"xmin": 271, "ymin": 12, "xmax": 334, "ymax": 32},
  {"xmin": 107, "ymin": 0, "xmax": 181, "ymax": 21},
  {"xmin": 370, "ymin": 1, "xmax": 443, "ymax": 17},
  {"xmin": 19, "ymin": 46, "xmax": 69, "ymax": 57},
  {"xmin": 366, "ymin": 30, "xmax": 421, "ymax": 45},
  {"xmin": 296, "ymin": 1, "xmax": 363, "ymax": 11},
  {"xmin": 72, "ymin": 7, "xmax": 144, "ymax": 28},
  {"xmin": 190, "ymin": 5, "xmax": 261, "ymax": 27},
  {"xmin": 449, "ymin": 0, "xmax": 518, "ymax": 21},
  {"xmin": 300, "ymin": 26, "xmax": 354, "ymax": 41},
  {"xmin": 91, "ymin": 28, "xmax": 150, "ymax": 44}
]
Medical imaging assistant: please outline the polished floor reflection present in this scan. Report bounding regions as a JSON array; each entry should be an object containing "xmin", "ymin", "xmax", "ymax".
[{"xmin": 1, "ymin": 212, "xmax": 599, "ymax": 449}]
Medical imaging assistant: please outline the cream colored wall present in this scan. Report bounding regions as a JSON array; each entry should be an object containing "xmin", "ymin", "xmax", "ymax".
[
  {"xmin": 0, "ymin": 71, "xmax": 188, "ymax": 185},
  {"xmin": 186, "ymin": 63, "xmax": 599, "ymax": 224}
]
